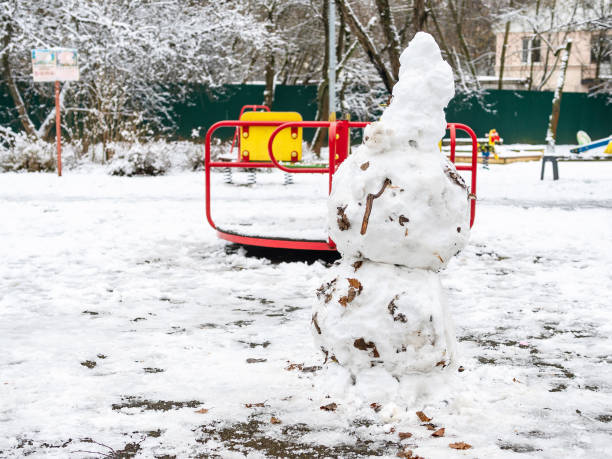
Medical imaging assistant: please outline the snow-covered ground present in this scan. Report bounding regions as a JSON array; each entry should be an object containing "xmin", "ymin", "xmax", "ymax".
[{"xmin": 1, "ymin": 159, "xmax": 611, "ymax": 458}]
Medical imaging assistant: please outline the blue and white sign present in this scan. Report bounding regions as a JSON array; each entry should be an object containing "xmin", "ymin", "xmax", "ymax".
[{"xmin": 32, "ymin": 48, "xmax": 79, "ymax": 82}]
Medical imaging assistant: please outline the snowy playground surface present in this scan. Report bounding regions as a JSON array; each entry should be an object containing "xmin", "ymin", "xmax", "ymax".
[{"xmin": 1, "ymin": 158, "xmax": 611, "ymax": 458}]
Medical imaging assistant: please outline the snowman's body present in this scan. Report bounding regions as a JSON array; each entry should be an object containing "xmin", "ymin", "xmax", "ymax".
[{"xmin": 312, "ymin": 32, "xmax": 470, "ymax": 384}]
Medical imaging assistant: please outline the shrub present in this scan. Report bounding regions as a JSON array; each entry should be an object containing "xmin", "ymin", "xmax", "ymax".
[
  {"xmin": 0, "ymin": 130, "xmax": 57, "ymax": 172},
  {"xmin": 107, "ymin": 142, "xmax": 171, "ymax": 176}
]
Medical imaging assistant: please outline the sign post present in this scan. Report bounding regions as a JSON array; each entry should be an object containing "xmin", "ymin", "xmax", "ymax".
[
  {"xmin": 55, "ymin": 81, "xmax": 62, "ymax": 176},
  {"xmin": 32, "ymin": 48, "xmax": 79, "ymax": 177}
]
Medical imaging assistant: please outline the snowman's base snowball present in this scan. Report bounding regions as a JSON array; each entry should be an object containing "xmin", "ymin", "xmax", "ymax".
[{"xmin": 312, "ymin": 261, "xmax": 456, "ymax": 378}]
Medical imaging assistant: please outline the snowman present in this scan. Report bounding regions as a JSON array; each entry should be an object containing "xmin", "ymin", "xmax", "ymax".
[{"xmin": 312, "ymin": 33, "xmax": 470, "ymax": 391}]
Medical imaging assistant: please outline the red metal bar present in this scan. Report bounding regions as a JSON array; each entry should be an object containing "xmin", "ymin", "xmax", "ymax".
[
  {"xmin": 55, "ymin": 81, "xmax": 62, "ymax": 177},
  {"xmin": 205, "ymin": 119, "xmax": 477, "ymax": 250},
  {"xmin": 216, "ymin": 229, "xmax": 335, "ymax": 251},
  {"xmin": 328, "ymin": 122, "xmax": 337, "ymax": 192},
  {"xmin": 447, "ymin": 122, "xmax": 478, "ymax": 228},
  {"xmin": 239, "ymin": 105, "xmax": 270, "ymax": 117},
  {"xmin": 267, "ymin": 121, "xmax": 332, "ymax": 174},
  {"xmin": 449, "ymin": 123, "xmax": 456, "ymax": 163}
]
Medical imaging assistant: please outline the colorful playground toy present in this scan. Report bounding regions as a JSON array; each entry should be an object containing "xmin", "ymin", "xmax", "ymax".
[
  {"xmin": 479, "ymin": 128, "xmax": 501, "ymax": 169},
  {"xmin": 570, "ymin": 133, "xmax": 612, "ymax": 154},
  {"xmin": 204, "ymin": 106, "xmax": 479, "ymax": 252}
]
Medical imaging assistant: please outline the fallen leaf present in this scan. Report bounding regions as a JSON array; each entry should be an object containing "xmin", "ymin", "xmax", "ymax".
[
  {"xmin": 398, "ymin": 432, "xmax": 412, "ymax": 440},
  {"xmin": 352, "ymin": 260, "xmax": 363, "ymax": 272},
  {"xmin": 285, "ymin": 362, "xmax": 304, "ymax": 371},
  {"xmin": 270, "ymin": 416, "xmax": 281, "ymax": 424},
  {"xmin": 246, "ymin": 358, "xmax": 266, "ymax": 364},
  {"xmin": 360, "ymin": 162, "xmax": 370, "ymax": 170},
  {"xmin": 449, "ymin": 442, "xmax": 472, "ymax": 450},
  {"xmin": 422, "ymin": 423, "xmax": 437, "ymax": 430},
  {"xmin": 300, "ymin": 365, "xmax": 321, "ymax": 373},
  {"xmin": 370, "ymin": 402, "xmax": 382, "ymax": 413},
  {"xmin": 320, "ymin": 402, "xmax": 337, "ymax": 411},
  {"xmin": 245, "ymin": 403, "xmax": 265, "ymax": 408},
  {"xmin": 396, "ymin": 449, "xmax": 413, "ymax": 458},
  {"xmin": 337, "ymin": 206, "xmax": 350, "ymax": 231},
  {"xmin": 195, "ymin": 408, "xmax": 209, "ymax": 414},
  {"xmin": 458, "ymin": 366, "xmax": 465, "ymax": 372},
  {"xmin": 353, "ymin": 338, "xmax": 380, "ymax": 358},
  {"xmin": 513, "ymin": 377, "xmax": 522, "ymax": 383},
  {"xmin": 432, "ymin": 427, "xmax": 445, "ymax": 437},
  {"xmin": 416, "ymin": 411, "xmax": 431, "ymax": 422},
  {"xmin": 347, "ymin": 277, "xmax": 362, "ymax": 291},
  {"xmin": 435, "ymin": 360, "xmax": 447, "ymax": 367}
]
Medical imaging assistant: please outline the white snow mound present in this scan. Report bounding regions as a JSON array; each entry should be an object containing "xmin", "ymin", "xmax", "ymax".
[{"xmin": 312, "ymin": 261, "xmax": 456, "ymax": 377}]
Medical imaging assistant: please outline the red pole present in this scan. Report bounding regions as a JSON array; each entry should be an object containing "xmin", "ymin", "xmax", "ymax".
[{"xmin": 55, "ymin": 80, "xmax": 62, "ymax": 177}]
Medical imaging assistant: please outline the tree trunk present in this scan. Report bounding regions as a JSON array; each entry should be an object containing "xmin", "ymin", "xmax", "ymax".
[
  {"xmin": 413, "ymin": 0, "xmax": 428, "ymax": 33},
  {"xmin": 527, "ymin": 0, "xmax": 541, "ymax": 90},
  {"xmin": 336, "ymin": 0, "xmax": 396, "ymax": 93},
  {"xmin": 447, "ymin": 0, "xmax": 480, "ymax": 88},
  {"xmin": 262, "ymin": 3, "xmax": 277, "ymax": 107},
  {"xmin": 428, "ymin": 0, "xmax": 457, "ymax": 74},
  {"xmin": 498, "ymin": 16, "xmax": 511, "ymax": 90},
  {"xmin": 1, "ymin": 14, "xmax": 37, "ymax": 138},
  {"xmin": 263, "ymin": 53, "xmax": 275, "ymax": 107},
  {"xmin": 545, "ymin": 40, "xmax": 572, "ymax": 154},
  {"xmin": 374, "ymin": 0, "xmax": 402, "ymax": 80}
]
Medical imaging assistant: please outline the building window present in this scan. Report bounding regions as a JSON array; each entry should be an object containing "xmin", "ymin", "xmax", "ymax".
[
  {"xmin": 522, "ymin": 37, "xmax": 541, "ymax": 64},
  {"xmin": 531, "ymin": 38, "xmax": 541, "ymax": 63},
  {"xmin": 522, "ymin": 37, "xmax": 530, "ymax": 63},
  {"xmin": 591, "ymin": 32, "xmax": 612, "ymax": 66}
]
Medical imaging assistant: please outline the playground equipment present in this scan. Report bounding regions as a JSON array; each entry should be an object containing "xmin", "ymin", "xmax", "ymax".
[
  {"xmin": 479, "ymin": 128, "xmax": 501, "ymax": 169},
  {"xmin": 570, "ymin": 134, "xmax": 612, "ymax": 154},
  {"xmin": 205, "ymin": 106, "xmax": 479, "ymax": 252}
]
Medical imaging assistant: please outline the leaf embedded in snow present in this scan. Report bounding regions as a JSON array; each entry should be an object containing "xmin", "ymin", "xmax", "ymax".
[
  {"xmin": 337, "ymin": 206, "xmax": 350, "ymax": 231},
  {"xmin": 370, "ymin": 402, "xmax": 382, "ymax": 412},
  {"xmin": 432, "ymin": 427, "xmax": 445, "ymax": 437},
  {"xmin": 270, "ymin": 416, "xmax": 281, "ymax": 424},
  {"xmin": 320, "ymin": 402, "xmax": 337, "ymax": 411},
  {"xmin": 449, "ymin": 441, "xmax": 472, "ymax": 450},
  {"xmin": 285, "ymin": 362, "xmax": 303, "ymax": 371},
  {"xmin": 398, "ymin": 432, "xmax": 412, "ymax": 440},
  {"xmin": 245, "ymin": 403, "xmax": 265, "ymax": 408},
  {"xmin": 194, "ymin": 408, "xmax": 209, "ymax": 414},
  {"xmin": 354, "ymin": 338, "xmax": 380, "ymax": 358},
  {"xmin": 347, "ymin": 278, "xmax": 362, "ymax": 292},
  {"xmin": 416, "ymin": 411, "xmax": 431, "ymax": 422}
]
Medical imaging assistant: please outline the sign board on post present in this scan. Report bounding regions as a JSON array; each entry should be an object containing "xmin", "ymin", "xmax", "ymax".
[
  {"xmin": 32, "ymin": 48, "xmax": 79, "ymax": 82},
  {"xmin": 31, "ymin": 48, "xmax": 79, "ymax": 177}
]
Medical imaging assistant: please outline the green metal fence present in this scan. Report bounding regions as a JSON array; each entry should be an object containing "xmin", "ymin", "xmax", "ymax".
[
  {"xmin": 2, "ymin": 83, "xmax": 610, "ymax": 145},
  {"xmin": 445, "ymin": 90, "xmax": 611, "ymax": 144},
  {"xmin": 173, "ymin": 86, "xmax": 610, "ymax": 144}
]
